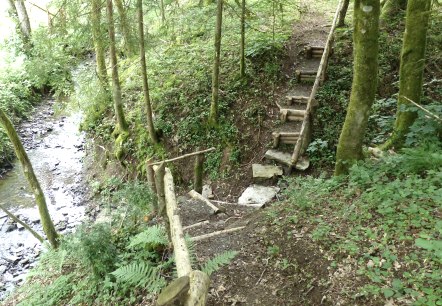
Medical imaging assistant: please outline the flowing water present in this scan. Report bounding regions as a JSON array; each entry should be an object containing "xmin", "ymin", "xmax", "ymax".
[{"xmin": 0, "ymin": 99, "xmax": 89, "ymax": 299}]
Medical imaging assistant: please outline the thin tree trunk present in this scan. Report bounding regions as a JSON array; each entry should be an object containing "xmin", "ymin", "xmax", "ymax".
[
  {"xmin": 240, "ymin": 0, "xmax": 246, "ymax": 77},
  {"xmin": 7, "ymin": 0, "xmax": 31, "ymax": 51},
  {"xmin": 106, "ymin": 0, "xmax": 129, "ymax": 134},
  {"xmin": 335, "ymin": 0, "xmax": 380, "ymax": 176},
  {"xmin": 381, "ymin": 0, "xmax": 431, "ymax": 149},
  {"xmin": 0, "ymin": 204, "xmax": 44, "ymax": 243},
  {"xmin": 15, "ymin": 0, "xmax": 31, "ymax": 38},
  {"xmin": 337, "ymin": 0, "xmax": 351, "ymax": 27},
  {"xmin": 114, "ymin": 0, "xmax": 135, "ymax": 56},
  {"xmin": 0, "ymin": 110, "xmax": 59, "ymax": 248},
  {"xmin": 193, "ymin": 152, "xmax": 204, "ymax": 194},
  {"xmin": 90, "ymin": 0, "xmax": 109, "ymax": 89},
  {"xmin": 160, "ymin": 0, "xmax": 166, "ymax": 24},
  {"xmin": 209, "ymin": 0, "xmax": 223, "ymax": 125},
  {"xmin": 137, "ymin": 0, "xmax": 159, "ymax": 144}
]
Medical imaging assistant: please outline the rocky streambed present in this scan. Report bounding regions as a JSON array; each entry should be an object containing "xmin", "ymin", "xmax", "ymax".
[{"xmin": 0, "ymin": 98, "xmax": 94, "ymax": 300}]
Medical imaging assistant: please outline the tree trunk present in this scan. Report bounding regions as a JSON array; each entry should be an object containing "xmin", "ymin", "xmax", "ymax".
[
  {"xmin": 7, "ymin": 0, "xmax": 31, "ymax": 51},
  {"xmin": 240, "ymin": 0, "xmax": 246, "ymax": 77},
  {"xmin": 193, "ymin": 153, "xmax": 204, "ymax": 194},
  {"xmin": 160, "ymin": 0, "xmax": 166, "ymax": 24},
  {"xmin": 106, "ymin": 0, "xmax": 129, "ymax": 134},
  {"xmin": 209, "ymin": 0, "xmax": 223, "ymax": 125},
  {"xmin": 0, "ymin": 110, "xmax": 59, "ymax": 249},
  {"xmin": 15, "ymin": 0, "xmax": 31, "ymax": 38},
  {"xmin": 114, "ymin": 0, "xmax": 135, "ymax": 56},
  {"xmin": 381, "ymin": 0, "xmax": 407, "ymax": 20},
  {"xmin": 381, "ymin": 0, "xmax": 431, "ymax": 149},
  {"xmin": 337, "ymin": 0, "xmax": 351, "ymax": 27},
  {"xmin": 137, "ymin": 0, "xmax": 159, "ymax": 144},
  {"xmin": 334, "ymin": 0, "xmax": 380, "ymax": 176},
  {"xmin": 90, "ymin": 0, "xmax": 109, "ymax": 89}
]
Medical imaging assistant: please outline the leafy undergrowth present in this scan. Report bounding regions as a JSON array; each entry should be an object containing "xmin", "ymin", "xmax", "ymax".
[
  {"xmin": 4, "ymin": 179, "xmax": 237, "ymax": 305},
  {"xmin": 269, "ymin": 144, "xmax": 442, "ymax": 305}
]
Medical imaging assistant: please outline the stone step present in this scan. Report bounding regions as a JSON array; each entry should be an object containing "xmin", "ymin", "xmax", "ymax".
[
  {"xmin": 272, "ymin": 132, "xmax": 300, "ymax": 148},
  {"xmin": 280, "ymin": 109, "xmax": 305, "ymax": 122},
  {"xmin": 264, "ymin": 149, "xmax": 310, "ymax": 171},
  {"xmin": 252, "ymin": 164, "xmax": 283, "ymax": 183}
]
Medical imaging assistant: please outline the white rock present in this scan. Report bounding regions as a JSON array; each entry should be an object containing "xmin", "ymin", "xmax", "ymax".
[
  {"xmin": 202, "ymin": 185, "xmax": 214, "ymax": 199},
  {"xmin": 238, "ymin": 185, "xmax": 280, "ymax": 206}
]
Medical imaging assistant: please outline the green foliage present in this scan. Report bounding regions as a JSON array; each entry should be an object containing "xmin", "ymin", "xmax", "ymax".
[
  {"xmin": 201, "ymin": 250, "xmax": 239, "ymax": 276},
  {"xmin": 128, "ymin": 225, "xmax": 169, "ymax": 249},
  {"xmin": 278, "ymin": 145, "xmax": 442, "ymax": 305},
  {"xmin": 111, "ymin": 262, "xmax": 166, "ymax": 291}
]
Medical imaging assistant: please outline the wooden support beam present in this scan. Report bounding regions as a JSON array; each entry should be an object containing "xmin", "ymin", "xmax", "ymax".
[
  {"xmin": 148, "ymin": 147, "xmax": 215, "ymax": 166},
  {"xmin": 280, "ymin": 109, "xmax": 305, "ymax": 122},
  {"xmin": 188, "ymin": 190, "xmax": 220, "ymax": 214},
  {"xmin": 192, "ymin": 226, "xmax": 245, "ymax": 242}
]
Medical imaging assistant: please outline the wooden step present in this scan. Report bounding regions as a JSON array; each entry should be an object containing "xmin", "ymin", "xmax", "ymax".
[
  {"xmin": 264, "ymin": 149, "xmax": 310, "ymax": 171},
  {"xmin": 286, "ymin": 95, "xmax": 310, "ymax": 105},
  {"xmin": 272, "ymin": 132, "xmax": 300, "ymax": 148},
  {"xmin": 304, "ymin": 46, "xmax": 334, "ymax": 59},
  {"xmin": 304, "ymin": 46, "xmax": 325, "ymax": 59},
  {"xmin": 295, "ymin": 69, "xmax": 325, "ymax": 84},
  {"xmin": 280, "ymin": 109, "xmax": 305, "ymax": 122}
]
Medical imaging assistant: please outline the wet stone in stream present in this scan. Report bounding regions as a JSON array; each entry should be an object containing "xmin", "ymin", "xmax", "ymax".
[{"xmin": 0, "ymin": 99, "xmax": 93, "ymax": 300}]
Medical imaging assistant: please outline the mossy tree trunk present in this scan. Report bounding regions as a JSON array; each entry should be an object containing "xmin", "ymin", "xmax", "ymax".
[
  {"xmin": 381, "ymin": 0, "xmax": 431, "ymax": 149},
  {"xmin": 106, "ymin": 0, "xmax": 129, "ymax": 150},
  {"xmin": 381, "ymin": 0, "xmax": 407, "ymax": 20},
  {"xmin": 337, "ymin": 0, "xmax": 351, "ymax": 27},
  {"xmin": 0, "ymin": 110, "xmax": 59, "ymax": 249},
  {"xmin": 90, "ymin": 0, "xmax": 109, "ymax": 90},
  {"xmin": 240, "ymin": 0, "xmax": 246, "ymax": 77},
  {"xmin": 209, "ymin": 0, "xmax": 223, "ymax": 125},
  {"xmin": 137, "ymin": 0, "xmax": 159, "ymax": 144},
  {"xmin": 335, "ymin": 0, "xmax": 380, "ymax": 176},
  {"xmin": 114, "ymin": 0, "xmax": 135, "ymax": 56}
]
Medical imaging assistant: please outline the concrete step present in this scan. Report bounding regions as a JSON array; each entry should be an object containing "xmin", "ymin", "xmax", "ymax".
[
  {"xmin": 264, "ymin": 149, "xmax": 310, "ymax": 171},
  {"xmin": 272, "ymin": 132, "xmax": 300, "ymax": 148},
  {"xmin": 252, "ymin": 164, "xmax": 283, "ymax": 183},
  {"xmin": 280, "ymin": 109, "xmax": 305, "ymax": 122}
]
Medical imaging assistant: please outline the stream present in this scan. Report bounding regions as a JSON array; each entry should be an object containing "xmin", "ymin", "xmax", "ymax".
[{"xmin": 0, "ymin": 98, "xmax": 91, "ymax": 300}]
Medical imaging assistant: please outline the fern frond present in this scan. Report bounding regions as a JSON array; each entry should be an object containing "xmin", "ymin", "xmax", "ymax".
[
  {"xmin": 128, "ymin": 225, "xmax": 169, "ymax": 249},
  {"xmin": 201, "ymin": 250, "xmax": 238, "ymax": 276},
  {"xmin": 111, "ymin": 261, "xmax": 166, "ymax": 292},
  {"xmin": 185, "ymin": 234, "xmax": 197, "ymax": 267}
]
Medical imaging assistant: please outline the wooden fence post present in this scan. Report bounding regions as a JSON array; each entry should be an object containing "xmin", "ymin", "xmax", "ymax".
[{"xmin": 193, "ymin": 151, "xmax": 204, "ymax": 194}]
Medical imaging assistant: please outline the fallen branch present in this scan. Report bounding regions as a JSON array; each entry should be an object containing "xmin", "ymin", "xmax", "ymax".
[
  {"xmin": 192, "ymin": 226, "xmax": 245, "ymax": 242},
  {"xmin": 211, "ymin": 200, "xmax": 263, "ymax": 208},
  {"xmin": 188, "ymin": 190, "xmax": 220, "ymax": 214},
  {"xmin": 183, "ymin": 220, "xmax": 209, "ymax": 230},
  {"xmin": 0, "ymin": 204, "xmax": 44, "ymax": 243},
  {"xmin": 402, "ymin": 96, "xmax": 442, "ymax": 122},
  {"xmin": 148, "ymin": 147, "xmax": 216, "ymax": 166}
]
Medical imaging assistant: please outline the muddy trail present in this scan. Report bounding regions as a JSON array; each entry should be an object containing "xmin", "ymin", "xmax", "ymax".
[{"xmin": 0, "ymin": 99, "xmax": 94, "ymax": 300}]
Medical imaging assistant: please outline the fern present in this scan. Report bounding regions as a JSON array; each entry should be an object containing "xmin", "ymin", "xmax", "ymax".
[
  {"xmin": 128, "ymin": 225, "xmax": 169, "ymax": 249},
  {"xmin": 111, "ymin": 261, "xmax": 166, "ymax": 292},
  {"xmin": 201, "ymin": 251, "xmax": 238, "ymax": 276},
  {"xmin": 185, "ymin": 234, "xmax": 197, "ymax": 267}
]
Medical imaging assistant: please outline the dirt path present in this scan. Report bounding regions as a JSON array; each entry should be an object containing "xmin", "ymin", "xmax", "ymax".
[{"xmin": 175, "ymin": 6, "xmax": 337, "ymax": 305}]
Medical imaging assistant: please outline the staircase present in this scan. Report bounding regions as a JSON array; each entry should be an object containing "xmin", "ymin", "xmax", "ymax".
[{"xmin": 255, "ymin": 6, "xmax": 343, "ymax": 178}]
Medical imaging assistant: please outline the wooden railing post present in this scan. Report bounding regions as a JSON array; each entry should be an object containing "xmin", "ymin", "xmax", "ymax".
[{"xmin": 193, "ymin": 150, "xmax": 204, "ymax": 194}]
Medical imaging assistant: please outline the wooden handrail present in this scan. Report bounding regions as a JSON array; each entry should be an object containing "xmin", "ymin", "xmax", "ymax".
[{"xmin": 291, "ymin": 0, "xmax": 344, "ymax": 165}]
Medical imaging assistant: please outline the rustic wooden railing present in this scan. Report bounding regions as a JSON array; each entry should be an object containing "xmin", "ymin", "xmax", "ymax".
[{"xmin": 291, "ymin": 0, "xmax": 344, "ymax": 166}]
